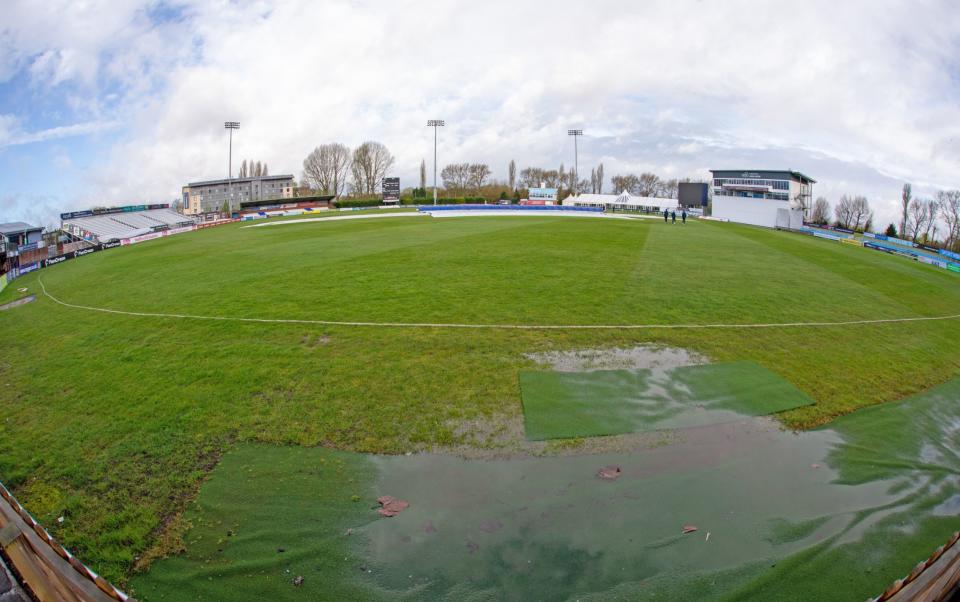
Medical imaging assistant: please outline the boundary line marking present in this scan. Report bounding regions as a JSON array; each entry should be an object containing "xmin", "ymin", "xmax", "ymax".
[{"xmin": 38, "ymin": 279, "xmax": 960, "ymax": 331}]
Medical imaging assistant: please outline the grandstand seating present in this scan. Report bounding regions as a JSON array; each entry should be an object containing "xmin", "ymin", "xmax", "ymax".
[{"xmin": 63, "ymin": 209, "xmax": 195, "ymax": 243}]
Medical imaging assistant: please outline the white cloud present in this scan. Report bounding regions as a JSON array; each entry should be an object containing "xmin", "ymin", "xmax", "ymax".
[
  {"xmin": 0, "ymin": 116, "xmax": 120, "ymax": 147},
  {"xmin": 3, "ymin": 0, "xmax": 960, "ymax": 231}
]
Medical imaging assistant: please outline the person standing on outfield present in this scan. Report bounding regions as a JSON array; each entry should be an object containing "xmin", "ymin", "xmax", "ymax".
[
  {"xmin": 682, "ymin": 209, "xmax": 687, "ymax": 224},
  {"xmin": 663, "ymin": 208, "xmax": 669, "ymax": 223},
  {"xmin": 671, "ymin": 210, "xmax": 676, "ymax": 224}
]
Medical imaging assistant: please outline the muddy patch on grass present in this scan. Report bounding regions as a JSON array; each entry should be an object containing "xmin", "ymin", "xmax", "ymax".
[
  {"xmin": 0, "ymin": 295, "xmax": 35, "ymax": 311},
  {"xmin": 525, "ymin": 344, "xmax": 708, "ymax": 375},
  {"xmin": 441, "ymin": 411, "xmax": 679, "ymax": 460}
]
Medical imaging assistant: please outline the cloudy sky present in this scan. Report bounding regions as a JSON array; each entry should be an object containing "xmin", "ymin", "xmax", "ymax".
[{"xmin": 1, "ymin": 0, "xmax": 959, "ymax": 229}]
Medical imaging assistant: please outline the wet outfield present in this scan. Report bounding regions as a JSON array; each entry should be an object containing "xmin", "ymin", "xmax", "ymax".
[{"xmin": 131, "ymin": 376, "xmax": 960, "ymax": 601}]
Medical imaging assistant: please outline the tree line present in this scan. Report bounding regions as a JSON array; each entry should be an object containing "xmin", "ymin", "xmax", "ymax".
[
  {"xmin": 609, "ymin": 173, "xmax": 687, "ymax": 198},
  {"xmin": 808, "ymin": 183, "xmax": 960, "ymax": 250},
  {"xmin": 300, "ymin": 145, "xmax": 702, "ymax": 203},
  {"xmin": 301, "ymin": 141, "xmax": 395, "ymax": 196},
  {"xmin": 407, "ymin": 160, "xmax": 609, "ymax": 199},
  {"xmin": 238, "ymin": 159, "xmax": 268, "ymax": 178}
]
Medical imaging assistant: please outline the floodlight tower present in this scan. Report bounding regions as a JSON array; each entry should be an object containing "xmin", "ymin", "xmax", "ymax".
[
  {"xmin": 427, "ymin": 120, "xmax": 445, "ymax": 205},
  {"xmin": 568, "ymin": 129, "xmax": 583, "ymax": 196},
  {"xmin": 225, "ymin": 121, "xmax": 240, "ymax": 212}
]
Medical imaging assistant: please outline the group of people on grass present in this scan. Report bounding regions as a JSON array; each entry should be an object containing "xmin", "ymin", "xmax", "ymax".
[{"xmin": 663, "ymin": 208, "xmax": 687, "ymax": 224}]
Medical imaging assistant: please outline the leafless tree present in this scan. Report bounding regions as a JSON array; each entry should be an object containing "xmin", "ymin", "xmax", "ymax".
[
  {"xmin": 254, "ymin": 161, "xmax": 262, "ymax": 177},
  {"xmin": 518, "ymin": 167, "xmax": 544, "ymax": 189},
  {"xmin": 262, "ymin": 163, "xmax": 268, "ymax": 177},
  {"xmin": 541, "ymin": 169, "xmax": 561, "ymax": 189},
  {"xmin": 611, "ymin": 174, "xmax": 640, "ymax": 194},
  {"xmin": 590, "ymin": 168, "xmax": 597, "ymax": 194},
  {"xmin": 636, "ymin": 173, "xmax": 661, "ymax": 197},
  {"xmin": 811, "ymin": 197, "xmax": 830, "ymax": 225},
  {"xmin": 908, "ymin": 198, "xmax": 930, "ymax": 241},
  {"xmin": 517, "ymin": 167, "xmax": 562, "ymax": 190},
  {"xmin": 239, "ymin": 159, "xmax": 247, "ymax": 178},
  {"xmin": 508, "ymin": 160, "xmax": 516, "ymax": 192},
  {"xmin": 596, "ymin": 163, "xmax": 604, "ymax": 194},
  {"xmin": 419, "ymin": 159, "xmax": 427, "ymax": 192},
  {"xmin": 658, "ymin": 178, "xmax": 679, "ymax": 199},
  {"xmin": 834, "ymin": 195, "xmax": 870, "ymax": 230},
  {"xmin": 850, "ymin": 196, "xmax": 871, "ymax": 231},
  {"xmin": 350, "ymin": 141, "xmax": 395, "ymax": 195},
  {"xmin": 303, "ymin": 143, "xmax": 352, "ymax": 196},
  {"xmin": 900, "ymin": 183, "xmax": 912, "ymax": 239},
  {"xmin": 468, "ymin": 163, "xmax": 491, "ymax": 193},
  {"xmin": 937, "ymin": 190, "xmax": 960, "ymax": 250},
  {"xmin": 441, "ymin": 163, "xmax": 471, "ymax": 195},
  {"xmin": 834, "ymin": 196, "xmax": 852, "ymax": 229},
  {"xmin": 922, "ymin": 198, "xmax": 938, "ymax": 243}
]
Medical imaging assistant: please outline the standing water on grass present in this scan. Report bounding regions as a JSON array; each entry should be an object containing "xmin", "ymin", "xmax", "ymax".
[
  {"xmin": 359, "ymin": 381, "xmax": 960, "ymax": 600},
  {"xmin": 132, "ymin": 379, "xmax": 960, "ymax": 601}
]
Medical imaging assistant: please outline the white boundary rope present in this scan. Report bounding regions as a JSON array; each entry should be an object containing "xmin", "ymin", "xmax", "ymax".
[{"xmin": 38, "ymin": 279, "xmax": 960, "ymax": 331}]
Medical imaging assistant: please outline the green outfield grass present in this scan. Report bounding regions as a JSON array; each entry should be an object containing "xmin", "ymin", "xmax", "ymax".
[{"xmin": 0, "ymin": 215, "xmax": 958, "ymax": 584}]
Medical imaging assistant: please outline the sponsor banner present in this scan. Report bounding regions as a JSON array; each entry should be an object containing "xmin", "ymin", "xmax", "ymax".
[
  {"xmin": 840, "ymin": 238, "xmax": 863, "ymax": 247},
  {"xmin": 60, "ymin": 209, "xmax": 95, "ymax": 220},
  {"xmin": 833, "ymin": 227, "xmax": 854, "ymax": 234},
  {"xmin": 940, "ymin": 249, "xmax": 960, "ymax": 261},
  {"xmin": 18, "ymin": 262, "xmax": 40, "ymax": 275},
  {"xmin": 864, "ymin": 242, "xmax": 894, "ymax": 253},
  {"xmin": 72, "ymin": 246, "xmax": 99, "ymax": 258},
  {"xmin": 196, "ymin": 219, "xmax": 239, "ymax": 229},
  {"xmin": 166, "ymin": 225, "xmax": 196, "ymax": 236},
  {"xmin": 101, "ymin": 241, "xmax": 122, "ymax": 249},
  {"xmin": 42, "ymin": 253, "xmax": 72, "ymax": 268},
  {"xmin": 885, "ymin": 236, "xmax": 916, "ymax": 248},
  {"xmin": 17, "ymin": 242, "xmax": 38, "ymax": 253},
  {"xmin": 0, "ymin": 272, "xmax": 7, "ymax": 294},
  {"xmin": 813, "ymin": 232, "xmax": 843, "ymax": 242},
  {"xmin": 61, "ymin": 203, "xmax": 170, "ymax": 220},
  {"xmin": 920, "ymin": 245, "xmax": 939, "ymax": 252},
  {"xmin": 122, "ymin": 231, "xmax": 164, "ymax": 246},
  {"xmin": 918, "ymin": 256, "xmax": 948, "ymax": 269},
  {"xmin": 948, "ymin": 264, "xmax": 960, "ymax": 273}
]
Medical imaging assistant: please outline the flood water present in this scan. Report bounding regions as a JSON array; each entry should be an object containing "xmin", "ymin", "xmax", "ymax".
[
  {"xmin": 358, "ymin": 411, "xmax": 953, "ymax": 600},
  {"xmin": 132, "ymin": 378, "xmax": 960, "ymax": 601}
]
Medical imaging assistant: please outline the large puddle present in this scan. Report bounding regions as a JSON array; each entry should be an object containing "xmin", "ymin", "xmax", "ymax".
[
  {"xmin": 132, "ymin": 377, "xmax": 960, "ymax": 601},
  {"xmin": 361, "ymin": 421, "xmax": 901, "ymax": 600}
]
